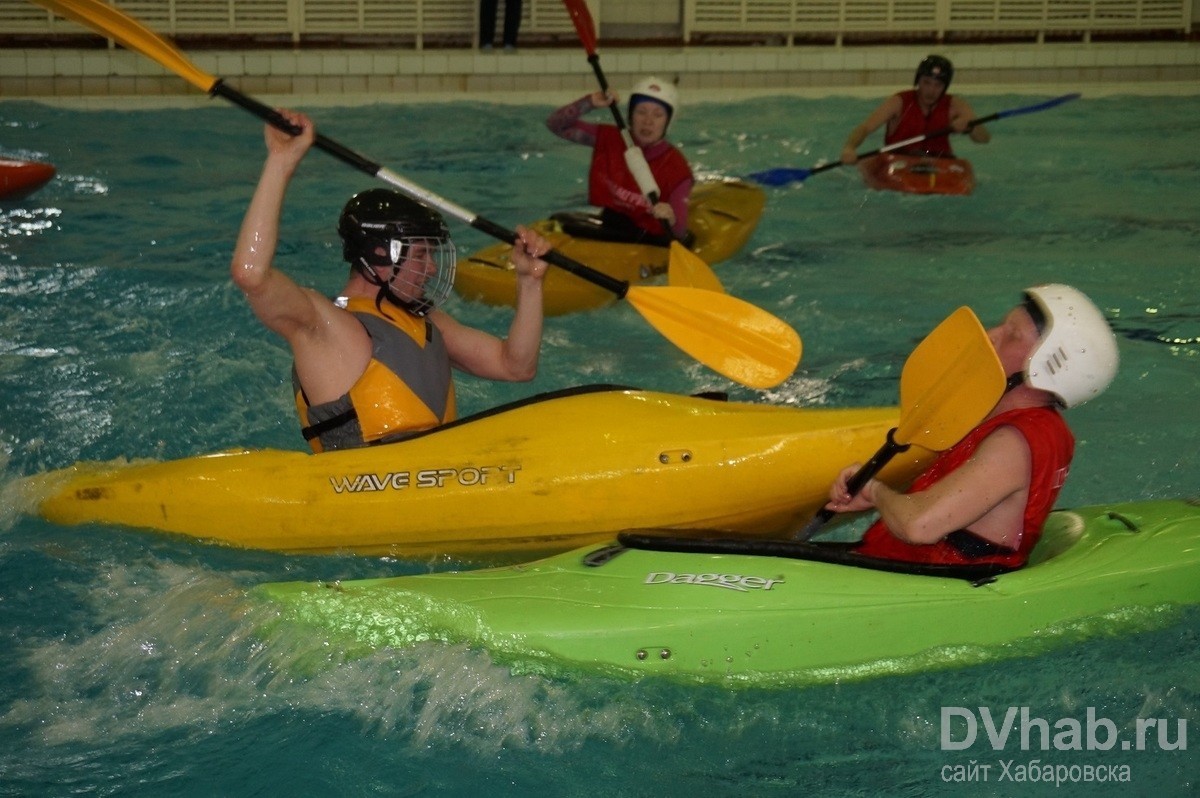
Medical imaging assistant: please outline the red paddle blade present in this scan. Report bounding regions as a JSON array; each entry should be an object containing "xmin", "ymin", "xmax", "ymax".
[{"xmin": 562, "ymin": 0, "xmax": 599, "ymax": 55}]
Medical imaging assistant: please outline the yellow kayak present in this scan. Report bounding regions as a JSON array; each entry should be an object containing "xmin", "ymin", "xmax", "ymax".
[
  {"xmin": 30, "ymin": 386, "xmax": 928, "ymax": 560},
  {"xmin": 453, "ymin": 179, "xmax": 766, "ymax": 316}
]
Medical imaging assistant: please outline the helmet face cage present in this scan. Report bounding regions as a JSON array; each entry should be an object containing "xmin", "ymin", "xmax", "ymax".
[
  {"xmin": 354, "ymin": 233, "xmax": 456, "ymax": 317},
  {"xmin": 379, "ymin": 235, "xmax": 457, "ymax": 317},
  {"xmin": 338, "ymin": 190, "xmax": 456, "ymax": 317}
]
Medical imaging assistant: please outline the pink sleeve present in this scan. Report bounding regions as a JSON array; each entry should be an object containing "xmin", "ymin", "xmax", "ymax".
[
  {"xmin": 667, "ymin": 177, "xmax": 693, "ymax": 238},
  {"xmin": 546, "ymin": 95, "xmax": 600, "ymax": 147}
]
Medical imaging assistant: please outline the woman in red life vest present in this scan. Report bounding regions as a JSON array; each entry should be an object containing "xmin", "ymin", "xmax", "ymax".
[
  {"xmin": 546, "ymin": 76, "xmax": 693, "ymax": 244},
  {"xmin": 822, "ymin": 285, "xmax": 1119, "ymax": 570},
  {"xmin": 840, "ymin": 55, "xmax": 991, "ymax": 164}
]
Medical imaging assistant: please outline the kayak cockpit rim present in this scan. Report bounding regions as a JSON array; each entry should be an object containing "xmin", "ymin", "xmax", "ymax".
[
  {"xmin": 598, "ymin": 505, "xmax": 1128, "ymax": 585},
  {"xmin": 363, "ymin": 383, "xmax": 710, "ymax": 446},
  {"xmin": 599, "ymin": 533, "xmax": 1016, "ymax": 585}
]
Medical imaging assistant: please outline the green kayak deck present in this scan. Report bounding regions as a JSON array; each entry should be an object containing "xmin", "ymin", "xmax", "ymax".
[{"xmin": 256, "ymin": 498, "xmax": 1200, "ymax": 688}]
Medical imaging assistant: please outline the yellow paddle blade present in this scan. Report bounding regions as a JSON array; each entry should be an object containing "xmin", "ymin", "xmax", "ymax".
[
  {"xmin": 625, "ymin": 285, "xmax": 801, "ymax": 389},
  {"xmin": 896, "ymin": 306, "xmax": 1006, "ymax": 450},
  {"xmin": 666, "ymin": 241, "xmax": 724, "ymax": 293},
  {"xmin": 31, "ymin": 0, "xmax": 217, "ymax": 92}
]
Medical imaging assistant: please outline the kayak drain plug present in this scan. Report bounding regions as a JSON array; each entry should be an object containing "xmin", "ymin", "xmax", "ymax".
[{"xmin": 636, "ymin": 648, "xmax": 671, "ymax": 661}]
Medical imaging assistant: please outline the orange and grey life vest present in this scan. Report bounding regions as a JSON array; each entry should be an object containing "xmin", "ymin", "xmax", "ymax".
[{"xmin": 293, "ymin": 297, "xmax": 456, "ymax": 453}]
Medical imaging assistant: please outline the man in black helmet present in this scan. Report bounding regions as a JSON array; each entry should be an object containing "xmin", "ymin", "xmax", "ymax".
[
  {"xmin": 231, "ymin": 109, "xmax": 552, "ymax": 453},
  {"xmin": 840, "ymin": 55, "xmax": 990, "ymax": 165}
]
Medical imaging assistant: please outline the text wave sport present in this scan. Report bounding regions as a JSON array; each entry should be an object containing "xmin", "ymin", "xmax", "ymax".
[{"xmin": 28, "ymin": 385, "xmax": 925, "ymax": 560}]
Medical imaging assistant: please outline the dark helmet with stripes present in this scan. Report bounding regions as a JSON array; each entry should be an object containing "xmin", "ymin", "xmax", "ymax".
[
  {"xmin": 338, "ymin": 189, "xmax": 456, "ymax": 316},
  {"xmin": 914, "ymin": 55, "xmax": 954, "ymax": 91}
]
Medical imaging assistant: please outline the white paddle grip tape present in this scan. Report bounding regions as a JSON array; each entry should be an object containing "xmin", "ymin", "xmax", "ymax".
[
  {"xmin": 376, "ymin": 167, "xmax": 477, "ymax": 225},
  {"xmin": 624, "ymin": 146, "xmax": 661, "ymax": 200}
]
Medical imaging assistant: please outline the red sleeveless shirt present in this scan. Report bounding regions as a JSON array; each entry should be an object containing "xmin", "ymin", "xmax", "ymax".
[
  {"xmin": 855, "ymin": 407, "xmax": 1074, "ymax": 568},
  {"xmin": 887, "ymin": 89, "xmax": 955, "ymax": 157}
]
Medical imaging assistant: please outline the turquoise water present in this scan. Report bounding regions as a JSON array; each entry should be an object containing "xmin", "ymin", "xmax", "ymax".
[{"xmin": 1, "ymin": 93, "xmax": 1197, "ymax": 795}]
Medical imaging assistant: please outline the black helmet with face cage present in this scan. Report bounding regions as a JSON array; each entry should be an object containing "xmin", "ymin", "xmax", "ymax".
[{"xmin": 337, "ymin": 189, "xmax": 455, "ymax": 316}]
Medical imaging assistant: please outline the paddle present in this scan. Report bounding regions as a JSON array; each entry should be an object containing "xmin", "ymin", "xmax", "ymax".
[
  {"xmin": 749, "ymin": 93, "xmax": 1081, "ymax": 187},
  {"xmin": 560, "ymin": 0, "xmax": 722, "ymax": 293},
  {"xmin": 31, "ymin": 0, "xmax": 801, "ymax": 390},
  {"xmin": 795, "ymin": 306, "xmax": 1006, "ymax": 540}
]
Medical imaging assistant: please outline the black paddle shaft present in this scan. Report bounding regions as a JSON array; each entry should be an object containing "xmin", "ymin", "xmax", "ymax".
[
  {"xmin": 210, "ymin": 80, "xmax": 631, "ymax": 299},
  {"xmin": 803, "ymin": 106, "xmax": 1009, "ymax": 180},
  {"xmin": 798, "ymin": 427, "xmax": 910, "ymax": 540},
  {"xmin": 847, "ymin": 100, "xmax": 1062, "ymax": 168},
  {"xmin": 587, "ymin": 55, "xmax": 631, "ymax": 136},
  {"xmin": 212, "ymin": 80, "xmax": 384, "ymax": 176}
]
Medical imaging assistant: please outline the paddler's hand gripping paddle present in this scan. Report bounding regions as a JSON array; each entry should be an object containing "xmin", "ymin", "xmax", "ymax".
[{"xmin": 796, "ymin": 306, "xmax": 1006, "ymax": 540}]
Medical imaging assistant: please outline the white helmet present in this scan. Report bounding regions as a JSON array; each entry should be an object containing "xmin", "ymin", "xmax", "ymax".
[
  {"xmin": 1021, "ymin": 284, "xmax": 1119, "ymax": 408},
  {"xmin": 629, "ymin": 76, "xmax": 678, "ymax": 121}
]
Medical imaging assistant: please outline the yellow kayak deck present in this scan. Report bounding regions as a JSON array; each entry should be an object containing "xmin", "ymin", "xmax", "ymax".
[
  {"xmin": 454, "ymin": 179, "xmax": 766, "ymax": 315},
  {"xmin": 30, "ymin": 386, "xmax": 927, "ymax": 561}
]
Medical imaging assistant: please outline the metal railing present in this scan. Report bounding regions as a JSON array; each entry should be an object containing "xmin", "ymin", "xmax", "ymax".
[
  {"xmin": 0, "ymin": 0, "xmax": 588, "ymax": 47},
  {"xmin": 683, "ymin": 0, "xmax": 1193, "ymax": 43},
  {"xmin": 1, "ymin": 0, "xmax": 1191, "ymax": 46}
]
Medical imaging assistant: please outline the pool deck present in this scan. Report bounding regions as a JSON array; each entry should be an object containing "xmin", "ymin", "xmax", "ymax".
[{"xmin": 2, "ymin": 40, "xmax": 1198, "ymax": 106}]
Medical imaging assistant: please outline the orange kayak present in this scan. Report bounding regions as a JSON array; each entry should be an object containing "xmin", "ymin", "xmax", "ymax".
[
  {"xmin": 859, "ymin": 153, "xmax": 974, "ymax": 196},
  {"xmin": 0, "ymin": 158, "xmax": 56, "ymax": 201}
]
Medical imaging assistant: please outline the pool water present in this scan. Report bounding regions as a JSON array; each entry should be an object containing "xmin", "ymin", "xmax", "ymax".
[{"xmin": 1, "ymin": 92, "xmax": 1197, "ymax": 795}]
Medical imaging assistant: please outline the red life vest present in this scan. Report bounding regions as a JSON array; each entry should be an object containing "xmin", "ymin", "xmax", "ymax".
[
  {"xmin": 854, "ymin": 407, "xmax": 1074, "ymax": 569},
  {"xmin": 887, "ymin": 89, "xmax": 955, "ymax": 157},
  {"xmin": 587, "ymin": 125, "xmax": 692, "ymax": 236}
]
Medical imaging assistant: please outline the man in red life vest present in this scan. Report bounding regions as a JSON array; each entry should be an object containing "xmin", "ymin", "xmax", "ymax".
[
  {"xmin": 840, "ymin": 55, "xmax": 991, "ymax": 164},
  {"xmin": 231, "ymin": 109, "xmax": 552, "ymax": 453},
  {"xmin": 823, "ymin": 285, "xmax": 1119, "ymax": 570},
  {"xmin": 546, "ymin": 76, "xmax": 693, "ymax": 243}
]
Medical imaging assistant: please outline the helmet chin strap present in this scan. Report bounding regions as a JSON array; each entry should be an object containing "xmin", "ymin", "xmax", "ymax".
[{"xmin": 353, "ymin": 255, "xmax": 383, "ymax": 285}]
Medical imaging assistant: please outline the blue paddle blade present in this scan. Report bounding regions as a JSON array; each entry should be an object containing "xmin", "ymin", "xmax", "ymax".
[
  {"xmin": 992, "ymin": 92, "xmax": 1082, "ymax": 120},
  {"xmin": 747, "ymin": 167, "xmax": 812, "ymax": 187}
]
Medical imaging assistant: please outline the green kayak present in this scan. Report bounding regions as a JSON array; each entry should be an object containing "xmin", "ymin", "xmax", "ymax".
[{"xmin": 255, "ymin": 498, "xmax": 1200, "ymax": 688}]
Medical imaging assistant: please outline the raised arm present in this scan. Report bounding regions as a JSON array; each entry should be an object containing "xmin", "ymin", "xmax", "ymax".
[
  {"xmin": 433, "ymin": 225, "xmax": 550, "ymax": 382},
  {"xmin": 546, "ymin": 93, "xmax": 608, "ymax": 147},
  {"xmin": 230, "ymin": 110, "xmax": 371, "ymax": 403},
  {"xmin": 230, "ymin": 110, "xmax": 325, "ymax": 341}
]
